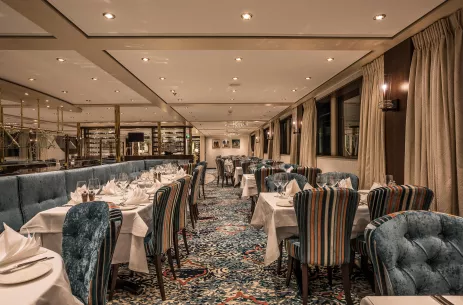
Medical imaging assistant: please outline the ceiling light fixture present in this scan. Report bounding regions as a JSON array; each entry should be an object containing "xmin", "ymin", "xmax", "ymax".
[
  {"xmin": 327, "ymin": 57, "xmax": 334, "ymax": 62},
  {"xmin": 241, "ymin": 12, "xmax": 253, "ymax": 20},
  {"xmin": 114, "ymin": 90, "xmax": 120, "ymax": 93},
  {"xmin": 159, "ymin": 77, "xmax": 166, "ymax": 80},
  {"xmin": 141, "ymin": 57, "xmax": 150, "ymax": 62},
  {"xmin": 60, "ymin": 105, "xmax": 64, "ymax": 108},
  {"xmin": 56, "ymin": 58, "xmax": 65, "ymax": 62},
  {"xmin": 235, "ymin": 57, "xmax": 242, "ymax": 62},
  {"xmin": 69, "ymin": 110, "xmax": 72, "ymax": 112},
  {"xmin": 305, "ymin": 77, "xmax": 312, "ymax": 80},
  {"xmin": 91, "ymin": 77, "xmax": 98, "ymax": 81},
  {"xmin": 232, "ymin": 77, "xmax": 238, "ymax": 81},
  {"xmin": 62, "ymin": 90, "xmax": 68, "ymax": 93},
  {"xmin": 232, "ymin": 89, "xmax": 237, "ymax": 93},
  {"xmin": 28, "ymin": 78, "xmax": 36, "ymax": 81},
  {"xmin": 24, "ymin": 92, "xmax": 29, "ymax": 96},
  {"xmin": 103, "ymin": 12, "xmax": 115, "ymax": 19},
  {"xmin": 373, "ymin": 14, "xmax": 386, "ymax": 21},
  {"xmin": 46, "ymin": 105, "xmax": 50, "ymax": 108},
  {"xmin": 292, "ymin": 89, "xmax": 297, "ymax": 92}
]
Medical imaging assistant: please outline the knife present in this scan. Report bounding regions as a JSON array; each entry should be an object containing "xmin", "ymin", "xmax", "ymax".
[
  {"xmin": 0, "ymin": 256, "xmax": 54, "ymax": 274},
  {"xmin": 431, "ymin": 295, "xmax": 454, "ymax": 305}
]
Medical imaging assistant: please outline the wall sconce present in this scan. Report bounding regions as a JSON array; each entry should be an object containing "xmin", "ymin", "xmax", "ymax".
[
  {"xmin": 266, "ymin": 130, "xmax": 273, "ymax": 140},
  {"xmin": 255, "ymin": 136, "xmax": 260, "ymax": 143},
  {"xmin": 379, "ymin": 74, "xmax": 399, "ymax": 112},
  {"xmin": 292, "ymin": 119, "xmax": 301, "ymax": 134}
]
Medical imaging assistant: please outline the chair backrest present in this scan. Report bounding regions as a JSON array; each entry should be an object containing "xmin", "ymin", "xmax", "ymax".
[
  {"xmin": 293, "ymin": 187, "xmax": 359, "ymax": 266},
  {"xmin": 151, "ymin": 182, "xmax": 181, "ymax": 255},
  {"xmin": 365, "ymin": 211, "xmax": 463, "ymax": 296},
  {"xmin": 215, "ymin": 158, "xmax": 225, "ymax": 176},
  {"xmin": 241, "ymin": 161, "xmax": 251, "ymax": 174},
  {"xmin": 254, "ymin": 167, "xmax": 285, "ymax": 194},
  {"xmin": 90, "ymin": 208, "xmax": 123, "ymax": 305},
  {"xmin": 233, "ymin": 159, "xmax": 241, "ymax": 171},
  {"xmin": 190, "ymin": 166, "xmax": 203, "ymax": 206},
  {"xmin": 181, "ymin": 163, "xmax": 195, "ymax": 175},
  {"xmin": 62, "ymin": 201, "xmax": 109, "ymax": 305},
  {"xmin": 266, "ymin": 173, "xmax": 308, "ymax": 192},
  {"xmin": 292, "ymin": 166, "xmax": 321, "ymax": 187},
  {"xmin": 368, "ymin": 185, "xmax": 434, "ymax": 220},
  {"xmin": 196, "ymin": 161, "xmax": 207, "ymax": 185},
  {"xmin": 0, "ymin": 176, "xmax": 22, "ymax": 232},
  {"xmin": 283, "ymin": 163, "xmax": 298, "ymax": 170},
  {"xmin": 173, "ymin": 175, "xmax": 192, "ymax": 232},
  {"xmin": 320, "ymin": 172, "xmax": 359, "ymax": 190}
]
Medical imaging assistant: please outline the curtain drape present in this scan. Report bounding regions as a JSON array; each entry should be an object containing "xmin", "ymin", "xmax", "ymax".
[
  {"xmin": 290, "ymin": 108, "xmax": 298, "ymax": 164},
  {"xmin": 405, "ymin": 9, "xmax": 463, "ymax": 215},
  {"xmin": 272, "ymin": 118, "xmax": 281, "ymax": 161},
  {"xmin": 255, "ymin": 129, "xmax": 264, "ymax": 158},
  {"xmin": 358, "ymin": 56, "xmax": 386, "ymax": 189},
  {"xmin": 299, "ymin": 99, "xmax": 317, "ymax": 167}
]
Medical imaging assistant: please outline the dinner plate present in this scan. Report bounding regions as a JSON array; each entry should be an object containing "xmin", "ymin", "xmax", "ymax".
[
  {"xmin": 118, "ymin": 205, "xmax": 138, "ymax": 211},
  {"xmin": 276, "ymin": 201, "xmax": 293, "ymax": 207},
  {"xmin": 0, "ymin": 262, "xmax": 52, "ymax": 285}
]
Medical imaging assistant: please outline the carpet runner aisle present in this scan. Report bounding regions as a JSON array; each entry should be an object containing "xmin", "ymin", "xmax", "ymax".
[{"xmin": 110, "ymin": 170, "xmax": 372, "ymax": 304}]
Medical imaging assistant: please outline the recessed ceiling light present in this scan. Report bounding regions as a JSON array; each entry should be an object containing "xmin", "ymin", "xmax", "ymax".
[
  {"xmin": 28, "ymin": 78, "xmax": 35, "ymax": 81},
  {"xmin": 32, "ymin": 109, "xmax": 35, "ymax": 111},
  {"xmin": 178, "ymin": 99, "xmax": 183, "ymax": 101},
  {"xmin": 232, "ymin": 77, "xmax": 238, "ymax": 81},
  {"xmin": 130, "ymin": 99, "xmax": 134, "ymax": 102},
  {"xmin": 235, "ymin": 57, "xmax": 242, "ymax": 62},
  {"xmin": 56, "ymin": 58, "xmax": 65, "ymax": 62},
  {"xmin": 69, "ymin": 110, "xmax": 72, "ymax": 112},
  {"xmin": 241, "ymin": 12, "xmax": 253, "ymax": 20},
  {"xmin": 103, "ymin": 12, "xmax": 115, "ymax": 19},
  {"xmin": 91, "ymin": 77, "xmax": 98, "ymax": 81},
  {"xmin": 45, "ymin": 99, "xmax": 49, "ymax": 102},
  {"xmin": 231, "ymin": 98, "xmax": 235, "ymax": 101},
  {"xmin": 46, "ymin": 105, "xmax": 50, "ymax": 108},
  {"xmin": 232, "ymin": 89, "xmax": 237, "ymax": 93},
  {"xmin": 327, "ymin": 57, "xmax": 334, "ymax": 62},
  {"xmin": 373, "ymin": 14, "xmax": 386, "ymax": 21},
  {"xmin": 305, "ymin": 77, "xmax": 312, "ymax": 80},
  {"xmin": 24, "ymin": 92, "xmax": 29, "ymax": 96},
  {"xmin": 141, "ymin": 57, "xmax": 150, "ymax": 62},
  {"xmin": 107, "ymin": 107, "xmax": 111, "ymax": 110},
  {"xmin": 229, "ymin": 106, "xmax": 232, "ymax": 109},
  {"xmin": 170, "ymin": 90, "xmax": 176, "ymax": 93},
  {"xmin": 114, "ymin": 90, "xmax": 120, "ymax": 93},
  {"xmin": 145, "ymin": 107, "xmax": 148, "ymax": 110},
  {"xmin": 62, "ymin": 90, "xmax": 68, "ymax": 93},
  {"xmin": 292, "ymin": 89, "xmax": 297, "ymax": 92},
  {"xmin": 159, "ymin": 77, "xmax": 166, "ymax": 80},
  {"xmin": 60, "ymin": 105, "xmax": 64, "ymax": 108}
]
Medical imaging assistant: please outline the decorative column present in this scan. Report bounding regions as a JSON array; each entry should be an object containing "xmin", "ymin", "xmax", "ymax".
[
  {"xmin": 330, "ymin": 93, "xmax": 338, "ymax": 156},
  {"xmin": 19, "ymin": 100, "xmax": 28, "ymax": 160},
  {"xmin": 157, "ymin": 122, "xmax": 161, "ymax": 156},
  {"xmin": 114, "ymin": 106, "xmax": 121, "ymax": 162},
  {"xmin": 36, "ymin": 99, "xmax": 41, "ymax": 160},
  {"xmin": 60, "ymin": 108, "xmax": 64, "ymax": 131},
  {"xmin": 76, "ymin": 123, "xmax": 81, "ymax": 158},
  {"xmin": 64, "ymin": 134, "xmax": 69, "ymax": 169},
  {"xmin": 0, "ymin": 89, "xmax": 4, "ymax": 163},
  {"xmin": 56, "ymin": 107, "xmax": 60, "ymax": 133}
]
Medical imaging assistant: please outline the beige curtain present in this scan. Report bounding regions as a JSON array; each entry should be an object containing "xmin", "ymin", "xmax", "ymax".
[
  {"xmin": 405, "ymin": 9, "xmax": 463, "ymax": 215},
  {"xmin": 255, "ymin": 128, "xmax": 264, "ymax": 158},
  {"xmin": 300, "ymin": 99, "xmax": 317, "ymax": 167},
  {"xmin": 290, "ymin": 107, "xmax": 298, "ymax": 164},
  {"xmin": 272, "ymin": 118, "xmax": 281, "ymax": 161},
  {"xmin": 358, "ymin": 56, "xmax": 386, "ymax": 189}
]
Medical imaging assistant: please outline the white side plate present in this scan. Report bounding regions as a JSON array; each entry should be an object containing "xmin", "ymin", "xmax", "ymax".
[{"xmin": 0, "ymin": 262, "xmax": 52, "ymax": 285}]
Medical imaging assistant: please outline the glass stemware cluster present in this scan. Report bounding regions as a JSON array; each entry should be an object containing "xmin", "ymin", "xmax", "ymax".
[{"xmin": 273, "ymin": 173, "xmax": 289, "ymax": 198}]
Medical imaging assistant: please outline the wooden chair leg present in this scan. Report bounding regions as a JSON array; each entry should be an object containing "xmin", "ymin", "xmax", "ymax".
[
  {"xmin": 277, "ymin": 241, "xmax": 283, "ymax": 274},
  {"xmin": 109, "ymin": 264, "xmax": 119, "ymax": 301},
  {"xmin": 217, "ymin": 175, "xmax": 219, "ymax": 186},
  {"xmin": 222, "ymin": 175, "xmax": 224, "ymax": 187},
  {"xmin": 202, "ymin": 184, "xmax": 206, "ymax": 199},
  {"xmin": 302, "ymin": 263, "xmax": 309, "ymax": 305},
  {"xmin": 194, "ymin": 205, "xmax": 199, "ymax": 219},
  {"xmin": 189, "ymin": 204, "xmax": 196, "ymax": 229},
  {"xmin": 341, "ymin": 263, "xmax": 353, "ymax": 305},
  {"xmin": 182, "ymin": 228, "xmax": 189, "ymax": 255},
  {"xmin": 167, "ymin": 249, "xmax": 176, "ymax": 280},
  {"xmin": 350, "ymin": 251, "xmax": 355, "ymax": 276},
  {"xmin": 327, "ymin": 266, "xmax": 333, "ymax": 286},
  {"xmin": 286, "ymin": 256, "xmax": 293, "ymax": 287},
  {"xmin": 154, "ymin": 254, "xmax": 166, "ymax": 301},
  {"xmin": 173, "ymin": 232, "xmax": 181, "ymax": 268}
]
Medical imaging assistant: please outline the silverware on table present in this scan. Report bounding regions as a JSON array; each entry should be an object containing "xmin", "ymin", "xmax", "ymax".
[{"xmin": 0, "ymin": 256, "xmax": 54, "ymax": 274}]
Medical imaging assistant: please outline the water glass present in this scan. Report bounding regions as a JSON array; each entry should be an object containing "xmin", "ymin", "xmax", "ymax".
[
  {"xmin": 88, "ymin": 178, "xmax": 100, "ymax": 195},
  {"xmin": 316, "ymin": 174, "xmax": 326, "ymax": 188},
  {"xmin": 76, "ymin": 181, "xmax": 86, "ymax": 192}
]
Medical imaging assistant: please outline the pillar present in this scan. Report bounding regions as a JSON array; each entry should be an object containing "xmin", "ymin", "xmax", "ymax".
[
  {"xmin": 330, "ymin": 93, "xmax": 338, "ymax": 156},
  {"xmin": 114, "ymin": 106, "xmax": 121, "ymax": 162},
  {"xmin": 76, "ymin": 123, "xmax": 81, "ymax": 158},
  {"xmin": 157, "ymin": 122, "xmax": 161, "ymax": 155}
]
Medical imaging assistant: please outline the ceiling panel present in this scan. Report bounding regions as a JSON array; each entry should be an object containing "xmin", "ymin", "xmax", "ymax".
[
  {"xmin": 0, "ymin": 51, "xmax": 150, "ymax": 106},
  {"xmin": 47, "ymin": 0, "xmax": 443, "ymax": 37},
  {"xmin": 109, "ymin": 50, "xmax": 369, "ymax": 105},
  {"xmin": 0, "ymin": 2, "xmax": 49, "ymax": 36}
]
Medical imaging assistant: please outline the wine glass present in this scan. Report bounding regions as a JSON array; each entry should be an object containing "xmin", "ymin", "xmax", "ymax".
[
  {"xmin": 88, "ymin": 178, "xmax": 100, "ymax": 194},
  {"xmin": 273, "ymin": 174, "xmax": 282, "ymax": 197},
  {"xmin": 280, "ymin": 173, "xmax": 289, "ymax": 197},
  {"xmin": 316, "ymin": 174, "xmax": 326, "ymax": 188},
  {"xmin": 76, "ymin": 181, "xmax": 87, "ymax": 192},
  {"xmin": 110, "ymin": 174, "xmax": 116, "ymax": 182}
]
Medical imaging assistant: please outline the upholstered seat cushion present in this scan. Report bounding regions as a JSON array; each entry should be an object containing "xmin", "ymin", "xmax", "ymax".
[
  {"xmin": 0, "ymin": 176, "xmax": 23, "ymax": 232},
  {"xmin": 64, "ymin": 168, "xmax": 94, "ymax": 196},
  {"xmin": 285, "ymin": 237, "xmax": 301, "ymax": 261}
]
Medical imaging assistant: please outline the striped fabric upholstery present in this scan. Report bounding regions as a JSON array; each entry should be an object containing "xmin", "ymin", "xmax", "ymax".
[
  {"xmin": 173, "ymin": 175, "xmax": 192, "ymax": 232},
  {"xmin": 320, "ymin": 172, "xmax": 359, "ymax": 190},
  {"xmin": 254, "ymin": 167, "xmax": 284, "ymax": 194},
  {"xmin": 181, "ymin": 163, "xmax": 195, "ymax": 175},
  {"xmin": 196, "ymin": 161, "xmax": 207, "ymax": 185},
  {"xmin": 285, "ymin": 187, "xmax": 359, "ymax": 265},
  {"xmin": 292, "ymin": 166, "xmax": 321, "ymax": 187},
  {"xmin": 150, "ymin": 182, "xmax": 181, "ymax": 255},
  {"xmin": 190, "ymin": 166, "xmax": 203, "ymax": 207},
  {"xmin": 90, "ymin": 208, "xmax": 122, "ymax": 305}
]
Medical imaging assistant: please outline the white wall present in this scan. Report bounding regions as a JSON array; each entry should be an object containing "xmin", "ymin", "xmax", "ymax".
[
  {"xmin": 316, "ymin": 156, "xmax": 358, "ymax": 176},
  {"xmin": 205, "ymin": 136, "xmax": 249, "ymax": 169}
]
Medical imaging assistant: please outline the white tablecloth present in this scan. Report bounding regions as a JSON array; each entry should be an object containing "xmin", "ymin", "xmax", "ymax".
[
  {"xmin": 0, "ymin": 249, "xmax": 79, "ymax": 305},
  {"xmin": 20, "ymin": 196, "xmax": 153, "ymax": 274},
  {"xmin": 241, "ymin": 174, "xmax": 257, "ymax": 199},
  {"xmin": 251, "ymin": 192, "xmax": 370, "ymax": 265},
  {"xmin": 360, "ymin": 296, "xmax": 463, "ymax": 305},
  {"xmin": 234, "ymin": 167, "xmax": 243, "ymax": 186}
]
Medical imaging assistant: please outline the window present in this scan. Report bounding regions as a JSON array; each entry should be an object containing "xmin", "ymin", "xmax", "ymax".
[
  {"xmin": 316, "ymin": 98, "xmax": 331, "ymax": 155},
  {"xmin": 337, "ymin": 79, "xmax": 361, "ymax": 158},
  {"xmin": 263, "ymin": 128, "xmax": 269, "ymax": 154},
  {"xmin": 280, "ymin": 117, "xmax": 292, "ymax": 154}
]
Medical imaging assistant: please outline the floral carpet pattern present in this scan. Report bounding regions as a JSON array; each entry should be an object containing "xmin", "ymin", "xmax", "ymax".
[{"xmin": 110, "ymin": 170, "xmax": 373, "ymax": 304}]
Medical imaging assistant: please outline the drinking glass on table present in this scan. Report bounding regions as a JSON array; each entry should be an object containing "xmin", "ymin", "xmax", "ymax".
[
  {"xmin": 110, "ymin": 174, "xmax": 116, "ymax": 182},
  {"xmin": 88, "ymin": 178, "xmax": 100, "ymax": 201},
  {"xmin": 76, "ymin": 181, "xmax": 86, "ymax": 191},
  {"xmin": 273, "ymin": 174, "xmax": 282, "ymax": 197},
  {"xmin": 280, "ymin": 173, "xmax": 289, "ymax": 197},
  {"xmin": 316, "ymin": 174, "xmax": 326, "ymax": 188}
]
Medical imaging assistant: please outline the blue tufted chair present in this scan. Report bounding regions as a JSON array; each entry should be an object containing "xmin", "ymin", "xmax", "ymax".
[
  {"xmin": 62, "ymin": 201, "xmax": 110, "ymax": 305},
  {"xmin": 283, "ymin": 163, "xmax": 298, "ymax": 170},
  {"xmin": 189, "ymin": 166, "xmax": 204, "ymax": 229},
  {"xmin": 351, "ymin": 185, "xmax": 434, "ymax": 285},
  {"xmin": 285, "ymin": 187, "xmax": 359, "ymax": 305},
  {"xmin": 172, "ymin": 175, "xmax": 192, "ymax": 268},
  {"xmin": 0, "ymin": 176, "xmax": 23, "ymax": 232},
  {"xmin": 265, "ymin": 173, "xmax": 308, "ymax": 192},
  {"xmin": 291, "ymin": 166, "xmax": 321, "ymax": 187},
  {"xmin": 365, "ymin": 210, "xmax": 463, "ymax": 296},
  {"xmin": 196, "ymin": 161, "xmax": 207, "ymax": 199},
  {"xmin": 320, "ymin": 172, "xmax": 359, "ymax": 190}
]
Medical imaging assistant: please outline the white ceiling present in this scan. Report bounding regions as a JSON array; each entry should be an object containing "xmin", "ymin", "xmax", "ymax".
[
  {"xmin": 0, "ymin": 1, "xmax": 48, "ymax": 35},
  {"xmin": 47, "ymin": 0, "xmax": 443, "ymax": 37},
  {"xmin": 109, "ymin": 50, "xmax": 369, "ymax": 105}
]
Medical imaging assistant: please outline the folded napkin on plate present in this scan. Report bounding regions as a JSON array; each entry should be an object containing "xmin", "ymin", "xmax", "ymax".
[
  {"xmin": 286, "ymin": 179, "xmax": 301, "ymax": 197},
  {"xmin": 338, "ymin": 177, "xmax": 354, "ymax": 189},
  {"xmin": 146, "ymin": 180, "xmax": 163, "ymax": 194},
  {"xmin": 102, "ymin": 179, "xmax": 118, "ymax": 195},
  {"xmin": 370, "ymin": 182, "xmax": 384, "ymax": 190},
  {"xmin": 124, "ymin": 188, "xmax": 149, "ymax": 206},
  {"xmin": 68, "ymin": 184, "xmax": 87, "ymax": 205},
  {"xmin": 0, "ymin": 223, "xmax": 44, "ymax": 266},
  {"xmin": 303, "ymin": 183, "xmax": 313, "ymax": 190},
  {"xmin": 286, "ymin": 166, "xmax": 293, "ymax": 173}
]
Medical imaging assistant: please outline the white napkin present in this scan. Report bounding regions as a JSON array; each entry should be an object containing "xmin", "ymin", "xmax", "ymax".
[
  {"xmin": 0, "ymin": 223, "xmax": 43, "ymax": 266},
  {"xmin": 146, "ymin": 180, "xmax": 163, "ymax": 194},
  {"xmin": 286, "ymin": 179, "xmax": 301, "ymax": 197},
  {"xmin": 176, "ymin": 168, "xmax": 186, "ymax": 178},
  {"xmin": 370, "ymin": 182, "xmax": 384, "ymax": 190},
  {"xmin": 339, "ymin": 177, "xmax": 354, "ymax": 189},
  {"xmin": 102, "ymin": 179, "xmax": 118, "ymax": 195},
  {"xmin": 286, "ymin": 166, "xmax": 293, "ymax": 173},
  {"xmin": 68, "ymin": 184, "xmax": 87, "ymax": 205},
  {"xmin": 303, "ymin": 183, "xmax": 313, "ymax": 190},
  {"xmin": 124, "ymin": 188, "xmax": 149, "ymax": 206}
]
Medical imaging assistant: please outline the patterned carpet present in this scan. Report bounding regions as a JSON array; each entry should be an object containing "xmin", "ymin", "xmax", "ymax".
[{"xmin": 109, "ymin": 170, "xmax": 373, "ymax": 304}]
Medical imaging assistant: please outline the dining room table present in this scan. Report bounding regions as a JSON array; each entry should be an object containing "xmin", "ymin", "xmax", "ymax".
[
  {"xmin": 251, "ymin": 191, "xmax": 371, "ymax": 266},
  {"xmin": 241, "ymin": 174, "xmax": 257, "ymax": 199},
  {"xmin": 360, "ymin": 296, "xmax": 463, "ymax": 305},
  {"xmin": 0, "ymin": 248, "xmax": 79, "ymax": 305},
  {"xmin": 234, "ymin": 166, "xmax": 243, "ymax": 186}
]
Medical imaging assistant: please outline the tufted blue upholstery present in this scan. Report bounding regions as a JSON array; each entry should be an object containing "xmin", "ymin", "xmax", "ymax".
[
  {"xmin": 365, "ymin": 211, "xmax": 463, "ymax": 296},
  {"xmin": 92, "ymin": 165, "xmax": 112, "ymax": 185},
  {"xmin": 62, "ymin": 201, "xmax": 109, "ymax": 305},
  {"xmin": 0, "ymin": 176, "xmax": 22, "ymax": 232},
  {"xmin": 109, "ymin": 163, "xmax": 131, "ymax": 177},
  {"xmin": 127, "ymin": 160, "xmax": 145, "ymax": 179},
  {"xmin": 265, "ymin": 173, "xmax": 308, "ymax": 192},
  {"xmin": 144, "ymin": 159, "xmax": 164, "ymax": 170},
  {"xmin": 64, "ymin": 168, "xmax": 94, "ymax": 196},
  {"xmin": 283, "ymin": 163, "xmax": 298, "ymax": 170},
  {"xmin": 18, "ymin": 171, "xmax": 68, "ymax": 223},
  {"xmin": 320, "ymin": 172, "xmax": 359, "ymax": 190}
]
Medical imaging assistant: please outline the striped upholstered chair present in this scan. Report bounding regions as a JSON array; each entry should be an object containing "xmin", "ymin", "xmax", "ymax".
[
  {"xmin": 196, "ymin": 161, "xmax": 207, "ymax": 199},
  {"xmin": 365, "ymin": 211, "xmax": 463, "ymax": 296},
  {"xmin": 285, "ymin": 187, "xmax": 359, "ymax": 305},
  {"xmin": 292, "ymin": 166, "xmax": 321, "ymax": 187},
  {"xmin": 189, "ymin": 165, "xmax": 204, "ymax": 229},
  {"xmin": 320, "ymin": 172, "xmax": 359, "ymax": 190},
  {"xmin": 252, "ymin": 167, "xmax": 284, "ymax": 215},
  {"xmin": 181, "ymin": 163, "xmax": 195, "ymax": 175},
  {"xmin": 351, "ymin": 185, "xmax": 434, "ymax": 278},
  {"xmin": 172, "ymin": 175, "xmax": 192, "ymax": 268}
]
